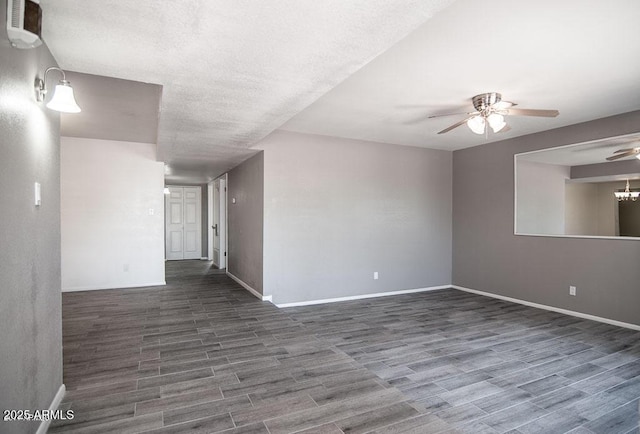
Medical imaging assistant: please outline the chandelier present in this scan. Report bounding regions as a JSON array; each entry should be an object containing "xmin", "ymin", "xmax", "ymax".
[{"xmin": 614, "ymin": 179, "xmax": 639, "ymax": 201}]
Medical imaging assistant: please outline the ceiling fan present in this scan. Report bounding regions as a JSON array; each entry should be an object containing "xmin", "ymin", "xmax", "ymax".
[
  {"xmin": 427, "ymin": 92, "xmax": 559, "ymax": 135},
  {"xmin": 605, "ymin": 147, "xmax": 640, "ymax": 161}
]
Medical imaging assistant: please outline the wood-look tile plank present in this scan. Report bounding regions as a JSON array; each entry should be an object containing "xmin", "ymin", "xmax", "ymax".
[
  {"xmin": 215, "ymin": 422, "xmax": 271, "ymax": 434},
  {"xmin": 141, "ymin": 413, "xmax": 235, "ymax": 434},
  {"xmin": 333, "ymin": 402, "xmax": 419, "ymax": 434},
  {"xmin": 231, "ymin": 393, "xmax": 318, "ymax": 427},
  {"xmin": 51, "ymin": 412, "xmax": 163, "ymax": 434},
  {"xmin": 137, "ymin": 367, "xmax": 214, "ymax": 389},
  {"xmin": 366, "ymin": 413, "xmax": 453, "ymax": 434},
  {"xmin": 163, "ymin": 395, "xmax": 252, "ymax": 426},
  {"xmin": 135, "ymin": 387, "xmax": 224, "ymax": 416},
  {"xmin": 263, "ymin": 388, "xmax": 406, "ymax": 434}
]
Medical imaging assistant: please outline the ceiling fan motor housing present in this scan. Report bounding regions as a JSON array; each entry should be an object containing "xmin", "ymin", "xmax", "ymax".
[{"xmin": 472, "ymin": 92, "xmax": 501, "ymax": 112}]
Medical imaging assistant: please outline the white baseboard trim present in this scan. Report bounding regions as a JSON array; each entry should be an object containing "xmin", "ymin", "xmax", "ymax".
[
  {"xmin": 452, "ymin": 285, "xmax": 640, "ymax": 331},
  {"xmin": 62, "ymin": 281, "xmax": 166, "ymax": 292},
  {"xmin": 36, "ymin": 384, "xmax": 65, "ymax": 434},
  {"xmin": 226, "ymin": 271, "xmax": 271, "ymax": 301},
  {"xmin": 274, "ymin": 285, "xmax": 450, "ymax": 308},
  {"xmin": 200, "ymin": 257, "xmax": 208, "ymax": 260}
]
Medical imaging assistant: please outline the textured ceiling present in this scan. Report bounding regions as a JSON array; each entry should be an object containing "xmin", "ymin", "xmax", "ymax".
[
  {"xmin": 282, "ymin": 0, "xmax": 640, "ymax": 150},
  {"xmin": 41, "ymin": 0, "xmax": 455, "ymax": 183},
  {"xmin": 42, "ymin": 0, "xmax": 640, "ymax": 183}
]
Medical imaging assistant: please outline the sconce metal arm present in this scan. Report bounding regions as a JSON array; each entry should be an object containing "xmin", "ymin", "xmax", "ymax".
[{"xmin": 35, "ymin": 67, "xmax": 68, "ymax": 102}]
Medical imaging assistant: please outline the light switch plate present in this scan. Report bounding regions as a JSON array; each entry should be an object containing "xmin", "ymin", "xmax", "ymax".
[{"xmin": 34, "ymin": 182, "xmax": 41, "ymax": 206}]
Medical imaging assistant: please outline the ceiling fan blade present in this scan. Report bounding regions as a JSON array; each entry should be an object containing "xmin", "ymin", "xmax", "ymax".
[
  {"xmin": 428, "ymin": 111, "xmax": 477, "ymax": 119},
  {"xmin": 613, "ymin": 148, "xmax": 636, "ymax": 153},
  {"xmin": 497, "ymin": 124, "xmax": 511, "ymax": 133},
  {"xmin": 493, "ymin": 101, "xmax": 516, "ymax": 110},
  {"xmin": 505, "ymin": 108, "xmax": 559, "ymax": 117},
  {"xmin": 606, "ymin": 150, "xmax": 639, "ymax": 161},
  {"xmin": 404, "ymin": 113, "xmax": 432, "ymax": 125},
  {"xmin": 396, "ymin": 104, "xmax": 431, "ymax": 109},
  {"xmin": 437, "ymin": 116, "xmax": 475, "ymax": 134}
]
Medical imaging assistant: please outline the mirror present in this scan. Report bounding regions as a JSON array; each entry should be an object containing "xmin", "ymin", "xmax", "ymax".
[{"xmin": 515, "ymin": 133, "xmax": 640, "ymax": 239}]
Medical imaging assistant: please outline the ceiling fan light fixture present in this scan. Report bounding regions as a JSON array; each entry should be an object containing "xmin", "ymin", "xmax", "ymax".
[
  {"xmin": 487, "ymin": 113, "xmax": 506, "ymax": 133},
  {"xmin": 432, "ymin": 92, "xmax": 559, "ymax": 135},
  {"xmin": 467, "ymin": 116, "xmax": 485, "ymax": 134}
]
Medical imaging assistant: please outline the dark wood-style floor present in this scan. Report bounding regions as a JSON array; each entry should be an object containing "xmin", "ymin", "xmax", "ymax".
[{"xmin": 52, "ymin": 261, "xmax": 640, "ymax": 433}]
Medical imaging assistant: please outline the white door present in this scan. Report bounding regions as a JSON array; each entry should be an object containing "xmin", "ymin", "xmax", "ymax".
[
  {"xmin": 212, "ymin": 179, "xmax": 221, "ymax": 266},
  {"xmin": 210, "ymin": 176, "xmax": 227, "ymax": 268},
  {"xmin": 165, "ymin": 186, "xmax": 201, "ymax": 260},
  {"xmin": 166, "ymin": 188, "xmax": 185, "ymax": 260}
]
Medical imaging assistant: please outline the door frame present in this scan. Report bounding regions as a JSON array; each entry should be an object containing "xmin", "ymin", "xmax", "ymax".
[
  {"xmin": 219, "ymin": 174, "xmax": 227, "ymax": 269},
  {"xmin": 208, "ymin": 181, "xmax": 214, "ymax": 261},
  {"xmin": 165, "ymin": 185, "xmax": 202, "ymax": 261},
  {"xmin": 208, "ymin": 174, "xmax": 228, "ymax": 268}
]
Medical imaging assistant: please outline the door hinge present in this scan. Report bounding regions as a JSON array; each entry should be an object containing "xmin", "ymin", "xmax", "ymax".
[
  {"xmin": 224, "ymin": 187, "xmax": 227, "ymax": 192},
  {"xmin": 224, "ymin": 252, "xmax": 226, "ymax": 256}
]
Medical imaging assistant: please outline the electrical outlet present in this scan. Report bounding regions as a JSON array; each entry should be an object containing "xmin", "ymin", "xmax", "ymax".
[
  {"xmin": 373, "ymin": 271, "xmax": 379, "ymax": 280},
  {"xmin": 569, "ymin": 285, "xmax": 576, "ymax": 296}
]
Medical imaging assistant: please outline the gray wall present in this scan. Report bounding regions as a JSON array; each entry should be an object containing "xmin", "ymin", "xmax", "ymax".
[
  {"xmin": 453, "ymin": 111, "xmax": 640, "ymax": 326},
  {"xmin": 0, "ymin": 8, "xmax": 63, "ymax": 434},
  {"xmin": 571, "ymin": 159, "xmax": 640, "ymax": 179},
  {"xmin": 516, "ymin": 160, "xmax": 569, "ymax": 235},
  {"xmin": 257, "ymin": 130, "xmax": 452, "ymax": 305},
  {"xmin": 227, "ymin": 152, "xmax": 264, "ymax": 293},
  {"xmin": 564, "ymin": 181, "xmax": 629, "ymax": 237},
  {"xmin": 565, "ymin": 183, "xmax": 600, "ymax": 236}
]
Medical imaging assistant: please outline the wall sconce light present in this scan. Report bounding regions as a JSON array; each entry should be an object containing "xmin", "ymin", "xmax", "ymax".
[{"xmin": 35, "ymin": 67, "xmax": 81, "ymax": 113}]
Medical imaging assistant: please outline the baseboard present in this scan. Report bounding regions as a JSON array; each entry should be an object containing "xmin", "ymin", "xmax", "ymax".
[
  {"xmin": 35, "ymin": 384, "xmax": 65, "ymax": 434},
  {"xmin": 452, "ymin": 285, "xmax": 640, "ymax": 331},
  {"xmin": 274, "ymin": 285, "xmax": 450, "ymax": 308},
  {"xmin": 226, "ymin": 271, "xmax": 271, "ymax": 301},
  {"xmin": 200, "ymin": 257, "xmax": 208, "ymax": 260},
  {"xmin": 62, "ymin": 281, "xmax": 166, "ymax": 292}
]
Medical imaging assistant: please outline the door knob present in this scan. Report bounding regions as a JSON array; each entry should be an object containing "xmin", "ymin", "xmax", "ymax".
[{"xmin": 212, "ymin": 224, "xmax": 218, "ymax": 236}]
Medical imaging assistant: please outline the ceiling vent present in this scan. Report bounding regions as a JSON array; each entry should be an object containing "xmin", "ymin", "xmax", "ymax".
[{"xmin": 6, "ymin": 0, "xmax": 42, "ymax": 49}]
